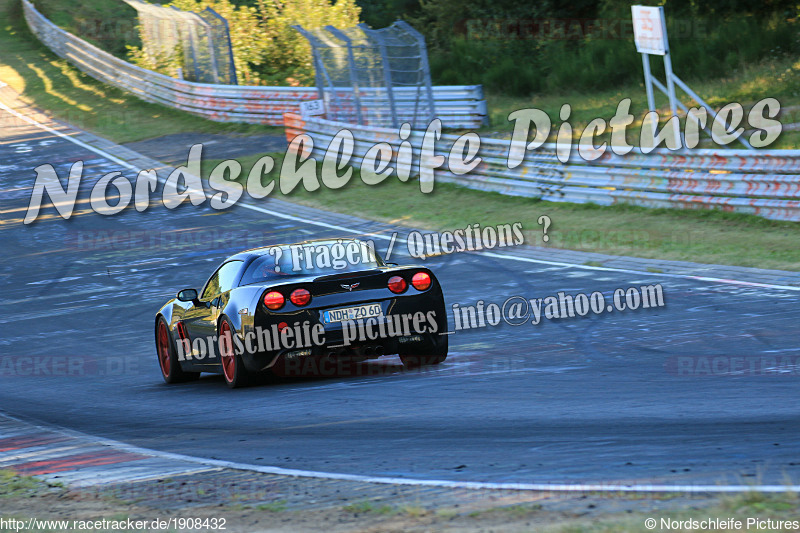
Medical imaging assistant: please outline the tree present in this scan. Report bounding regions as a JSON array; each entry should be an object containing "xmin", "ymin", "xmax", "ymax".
[{"xmin": 128, "ymin": 0, "xmax": 361, "ymax": 85}]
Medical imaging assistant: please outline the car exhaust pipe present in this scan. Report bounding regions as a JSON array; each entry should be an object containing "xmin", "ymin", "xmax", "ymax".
[
  {"xmin": 363, "ymin": 346, "xmax": 374, "ymax": 357},
  {"xmin": 374, "ymin": 345, "xmax": 384, "ymax": 357}
]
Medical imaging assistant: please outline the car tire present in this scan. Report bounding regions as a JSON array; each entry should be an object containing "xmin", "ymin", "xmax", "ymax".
[
  {"xmin": 156, "ymin": 317, "xmax": 200, "ymax": 384},
  {"xmin": 399, "ymin": 334, "xmax": 448, "ymax": 368},
  {"xmin": 219, "ymin": 316, "xmax": 250, "ymax": 388}
]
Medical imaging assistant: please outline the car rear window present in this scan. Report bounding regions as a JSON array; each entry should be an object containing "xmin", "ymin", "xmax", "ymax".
[{"xmin": 239, "ymin": 241, "xmax": 383, "ymax": 286}]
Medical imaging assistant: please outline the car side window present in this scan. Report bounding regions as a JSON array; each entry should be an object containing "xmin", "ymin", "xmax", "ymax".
[{"xmin": 201, "ymin": 260, "xmax": 243, "ymax": 300}]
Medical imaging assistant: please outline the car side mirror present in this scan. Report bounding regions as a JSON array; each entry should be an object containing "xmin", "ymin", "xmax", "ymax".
[{"xmin": 177, "ymin": 288, "xmax": 200, "ymax": 305}]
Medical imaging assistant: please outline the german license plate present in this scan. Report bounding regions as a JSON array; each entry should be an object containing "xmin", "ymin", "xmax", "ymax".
[{"xmin": 322, "ymin": 303, "xmax": 382, "ymax": 323}]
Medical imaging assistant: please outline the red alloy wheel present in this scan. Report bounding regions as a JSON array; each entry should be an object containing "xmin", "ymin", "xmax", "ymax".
[
  {"xmin": 220, "ymin": 320, "xmax": 235, "ymax": 383},
  {"xmin": 157, "ymin": 322, "xmax": 171, "ymax": 377}
]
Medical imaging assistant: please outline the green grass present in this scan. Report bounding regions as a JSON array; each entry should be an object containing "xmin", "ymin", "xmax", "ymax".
[
  {"xmin": 256, "ymin": 499, "xmax": 288, "ymax": 512},
  {"xmin": 0, "ymin": 469, "xmax": 51, "ymax": 498},
  {"xmin": 340, "ymin": 500, "xmax": 430, "ymax": 516},
  {"xmin": 32, "ymin": 0, "xmax": 141, "ymax": 58},
  {"xmin": 8, "ymin": 0, "xmax": 798, "ymax": 149},
  {"xmin": 544, "ymin": 492, "xmax": 800, "ymax": 533},
  {"xmin": 3, "ymin": 0, "xmax": 799, "ymax": 272},
  {"xmin": 435, "ymin": 508, "xmax": 459, "ymax": 519},
  {"xmin": 200, "ymin": 152, "xmax": 800, "ymax": 271},
  {"xmin": 478, "ymin": 57, "xmax": 800, "ymax": 149},
  {"xmin": 722, "ymin": 490, "xmax": 800, "ymax": 514},
  {"xmin": 0, "ymin": 0, "xmax": 280, "ymax": 143},
  {"xmin": 342, "ymin": 500, "xmax": 395, "ymax": 515},
  {"xmin": 398, "ymin": 505, "xmax": 428, "ymax": 518},
  {"xmin": 467, "ymin": 503, "xmax": 543, "ymax": 518},
  {"xmin": 430, "ymin": 12, "xmax": 800, "ymax": 99}
]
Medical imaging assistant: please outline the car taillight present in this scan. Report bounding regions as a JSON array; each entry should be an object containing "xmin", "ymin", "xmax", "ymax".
[
  {"xmin": 290, "ymin": 288, "xmax": 311, "ymax": 306},
  {"xmin": 263, "ymin": 291, "xmax": 285, "ymax": 310},
  {"xmin": 387, "ymin": 276, "xmax": 407, "ymax": 294},
  {"xmin": 411, "ymin": 271, "xmax": 431, "ymax": 291}
]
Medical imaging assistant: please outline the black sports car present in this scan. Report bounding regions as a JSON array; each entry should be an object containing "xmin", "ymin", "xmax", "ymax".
[{"xmin": 155, "ymin": 238, "xmax": 448, "ymax": 387}]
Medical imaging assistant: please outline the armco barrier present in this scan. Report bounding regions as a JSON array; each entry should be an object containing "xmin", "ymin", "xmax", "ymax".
[
  {"xmin": 284, "ymin": 113, "xmax": 800, "ymax": 222},
  {"xmin": 21, "ymin": 0, "xmax": 486, "ymax": 128}
]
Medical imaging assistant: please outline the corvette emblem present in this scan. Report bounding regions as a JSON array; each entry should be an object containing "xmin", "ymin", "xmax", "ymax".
[{"xmin": 340, "ymin": 283, "xmax": 360, "ymax": 291}]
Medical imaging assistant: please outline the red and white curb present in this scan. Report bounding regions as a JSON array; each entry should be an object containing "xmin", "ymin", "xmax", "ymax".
[
  {"xmin": 0, "ymin": 414, "xmax": 217, "ymax": 487},
  {"xmin": 2, "ymin": 413, "xmax": 799, "ymax": 494}
]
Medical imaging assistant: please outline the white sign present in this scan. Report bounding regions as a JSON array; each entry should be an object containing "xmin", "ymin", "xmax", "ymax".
[
  {"xmin": 299, "ymin": 99, "xmax": 325, "ymax": 119},
  {"xmin": 631, "ymin": 5, "xmax": 668, "ymax": 56}
]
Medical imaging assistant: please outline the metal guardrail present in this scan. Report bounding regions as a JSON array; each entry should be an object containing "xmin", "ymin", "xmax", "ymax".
[
  {"xmin": 284, "ymin": 113, "xmax": 800, "ymax": 222},
  {"xmin": 23, "ymin": 0, "xmax": 800, "ymax": 221},
  {"xmin": 22, "ymin": 0, "xmax": 486, "ymax": 128}
]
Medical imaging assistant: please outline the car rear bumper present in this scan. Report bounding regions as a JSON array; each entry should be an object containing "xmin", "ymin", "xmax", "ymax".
[{"xmin": 243, "ymin": 292, "xmax": 447, "ymax": 373}]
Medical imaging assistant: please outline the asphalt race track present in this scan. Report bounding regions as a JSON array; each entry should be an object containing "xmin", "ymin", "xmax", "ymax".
[{"xmin": 2, "ymin": 108, "xmax": 800, "ymax": 490}]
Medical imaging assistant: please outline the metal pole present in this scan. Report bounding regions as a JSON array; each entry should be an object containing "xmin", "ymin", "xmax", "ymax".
[
  {"xmin": 672, "ymin": 75, "xmax": 753, "ymax": 149},
  {"xmin": 292, "ymin": 25, "xmax": 341, "ymax": 119},
  {"xmin": 358, "ymin": 23, "xmax": 398, "ymax": 129},
  {"xmin": 412, "ymin": 81, "xmax": 422, "ymax": 129},
  {"xmin": 205, "ymin": 7, "xmax": 237, "ymax": 85},
  {"xmin": 326, "ymin": 26, "xmax": 363, "ymax": 125},
  {"xmin": 650, "ymin": 77, "xmax": 687, "ymax": 113},
  {"xmin": 395, "ymin": 21, "xmax": 436, "ymax": 125},
  {"xmin": 650, "ymin": 73, "xmax": 754, "ymax": 150},
  {"xmin": 171, "ymin": 7, "xmax": 201, "ymax": 82},
  {"xmin": 171, "ymin": 18, "xmax": 188, "ymax": 75},
  {"xmin": 203, "ymin": 18, "xmax": 220, "ymax": 84},
  {"xmin": 662, "ymin": 52, "xmax": 682, "ymax": 146},
  {"xmin": 641, "ymin": 53, "xmax": 655, "ymax": 113},
  {"xmin": 311, "ymin": 49, "xmax": 325, "ymax": 106},
  {"xmin": 187, "ymin": 23, "xmax": 201, "ymax": 82}
]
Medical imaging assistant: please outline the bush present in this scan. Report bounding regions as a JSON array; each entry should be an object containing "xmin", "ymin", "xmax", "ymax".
[
  {"xmin": 33, "ymin": 0, "xmax": 141, "ymax": 57},
  {"xmin": 426, "ymin": 14, "xmax": 800, "ymax": 97},
  {"xmin": 128, "ymin": 0, "xmax": 361, "ymax": 85},
  {"xmin": 418, "ymin": 0, "xmax": 800, "ymax": 97},
  {"xmin": 256, "ymin": 0, "xmax": 362, "ymax": 85}
]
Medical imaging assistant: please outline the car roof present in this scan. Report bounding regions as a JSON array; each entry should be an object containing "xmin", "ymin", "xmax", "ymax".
[{"xmin": 225, "ymin": 238, "xmax": 367, "ymax": 262}]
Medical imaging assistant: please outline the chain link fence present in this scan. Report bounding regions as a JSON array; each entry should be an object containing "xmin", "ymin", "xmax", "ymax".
[
  {"xmin": 293, "ymin": 21, "xmax": 436, "ymax": 129},
  {"xmin": 123, "ymin": 0, "xmax": 236, "ymax": 85},
  {"xmin": 22, "ymin": 0, "xmax": 487, "ymax": 127}
]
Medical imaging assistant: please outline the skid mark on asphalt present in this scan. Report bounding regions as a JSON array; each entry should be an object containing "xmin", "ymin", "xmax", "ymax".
[
  {"xmin": 274, "ymin": 415, "xmax": 409, "ymax": 431},
  {"xmin": 274, "ymin": 358, "xmax": 588, "ymax": 395}
]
